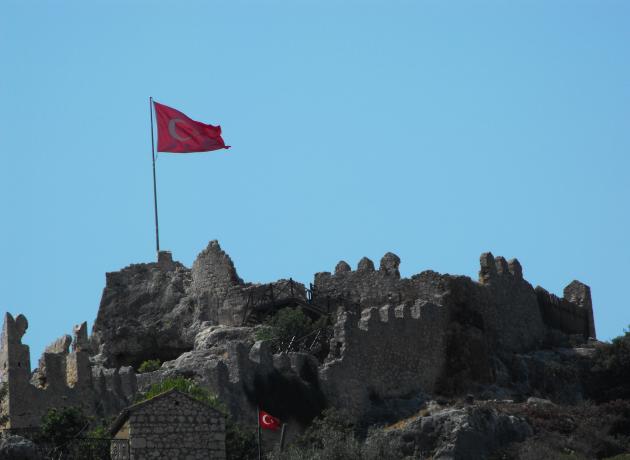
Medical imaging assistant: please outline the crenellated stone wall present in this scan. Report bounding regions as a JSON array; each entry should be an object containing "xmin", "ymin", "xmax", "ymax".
[
  {"xmin": 312, "ymin": 250, "xmax": 594, "ymax": 354},
  {"xmin": 536, "ymin": 280, "xmax": 596, "ymax": 340},
  {"xmin": 314, "ymin": 252, "xmax": 543, "ymax": 353},
  {"xmin": 309, "ymin": 250, "xmax": 597, "ymax": 419},
  {"xmin": 320, "ymin": 301, "xmax": 450, "ymax": 419},
  {"xmin": 0, "ymin": 313, "xmax": 134, "ymax": 428}
]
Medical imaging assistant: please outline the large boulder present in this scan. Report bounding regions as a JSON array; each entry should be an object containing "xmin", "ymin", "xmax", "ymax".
[{"xmin": 0, "ymin": 434, "xmax": 42, "ymax": 460}]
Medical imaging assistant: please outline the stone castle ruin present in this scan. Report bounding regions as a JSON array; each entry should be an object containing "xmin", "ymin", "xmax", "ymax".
[
  {"xmin": 0, "ymin": 241, "xmax": 597, "ymax": 429},
  {"xmin": 0, "ymin": 314, "xmax": 136, "ymax": 428}
]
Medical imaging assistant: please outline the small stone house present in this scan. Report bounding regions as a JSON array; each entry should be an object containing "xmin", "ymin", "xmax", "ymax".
[{"xmin": 109, "ymin": 388, "xmax": 226, "ymax": 460}]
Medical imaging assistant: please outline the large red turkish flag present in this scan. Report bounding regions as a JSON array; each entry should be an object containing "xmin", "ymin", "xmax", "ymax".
[{"xmin": 154, "ymin": 101, "xmax": 230, "ymax": 153}]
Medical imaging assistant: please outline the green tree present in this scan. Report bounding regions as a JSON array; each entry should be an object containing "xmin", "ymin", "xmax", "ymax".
[
  {"xmin": 40, "ymin": 406, "xmax": 89, "ymax": 445},
  {"xmin": 588, "ymin": 326, "xmax": 630, "ymax": 401},
  {"xmin": 256, "ymin": 308, "xmax": 314, "ymax": 344},
  {"xmin": 270, "ymin": 408, "xmax": 362, "ymax": 460}
]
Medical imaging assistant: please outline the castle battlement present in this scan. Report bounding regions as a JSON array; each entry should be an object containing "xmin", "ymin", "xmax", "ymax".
[
  {"xmin": 0, "ymin": 314, "xmax": 134, "ymax": 429},
  {"xmin": 0, "ymin": 241, "xmax": 599, "ymax": 429}
]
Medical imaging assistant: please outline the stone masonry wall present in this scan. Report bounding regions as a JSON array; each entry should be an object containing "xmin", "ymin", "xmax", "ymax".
[
  {"xmin": 319, "ymin": 301, "xmax": 450, "ymax": 420},
  {"xmin": 314, "ymin": 251, "xmax": 594, "ymax": 353},
  {"xmin": 128, "ymin": 391, "xmax": 225, "ymax": 460},
  {"xmin": 536, "ymin": 281, "xmax": 596, "ymax": 339}
]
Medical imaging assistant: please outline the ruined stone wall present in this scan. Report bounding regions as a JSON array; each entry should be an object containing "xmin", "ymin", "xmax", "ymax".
[
  {"xmin": 313, "ymin": 251, "xmax": 595, "ymax": 354},
  {"xmin": 469, "ymin": 253, "xmax": 545, "ymax": 352},
  {"xmin": 536, "ymin": 282, "xmax": 596, "ymax": 339},
  {"xmin": 0, "ymin": 314, "xmax": 134, "ymax": 428},
  {"xmin": 311, "ymin": 250, "xmax": 597, "ymax": 419},
  {"xmin": 314, "ymin": 252, "xmax": 547, "ymax": 353},
  {"xmin": 127, "ymin": 391, "xmax": 225, "ymax": 460},
  {"xmin": 319, "ymin": 301, "xmax": 450, "ymax": 420},
  {"xmin": 563, "ymin": 280, "xmax": 596, "ymax": 339}
]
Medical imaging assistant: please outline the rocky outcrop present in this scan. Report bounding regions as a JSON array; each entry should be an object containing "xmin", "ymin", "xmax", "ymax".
[
  {"xmin": 91, "ymin": 242, "xmax": 308, "ymax": 368},
  {"xmin": 366, "ymin": 404, "xmax": 532, "ymax": 460},
  {"xmin": 90, "ymin": 243, "xmax": 244, "ymax": 368},
  {"xmin": 90, "ymin": 251, "xmax": 192, "ymax": 368}
]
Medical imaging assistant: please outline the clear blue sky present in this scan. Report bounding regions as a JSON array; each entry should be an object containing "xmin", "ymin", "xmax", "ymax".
[{"xmin": 1, "ymin": 0, "xmax": 629, "ymax": 366}]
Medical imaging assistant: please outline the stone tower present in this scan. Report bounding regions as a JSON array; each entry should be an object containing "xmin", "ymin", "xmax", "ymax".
[{"xmin": 0, "ymin": 313, "xmax": 32, "ymax": 427}]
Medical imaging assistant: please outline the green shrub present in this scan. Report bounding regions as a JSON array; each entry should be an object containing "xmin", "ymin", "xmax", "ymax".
[
  {"xmin": 40, "ymin": 406, "xmax": 89, "ymax": 445},
  {"xmin": 255, "ymin": 308, "xmax": 330, "ymax": 358},
  {"xmin": 254, "ymin": 325, "xmax": 276, "ymax": 342},
  {"xmin": 295, "ymin": 408, "xmax": 355, "ymax": 449},
  {"xmin": 587, "ymin": 326, "xmax": 630, "ymax": 401},
  {"xmin": 137, "ymin": 359, "xmax": 162, "ymax": 373},
  {"xmin": 86, "ymin": 425, "xmax": 109, "ymax": 439},
  {"xmin": 271, "ymin": 435, "xmax": 362, "ymax": 460},
  {"xmin": 261, "ymin": 308, "xmax": 314, "ymax": 343},
  {"xmin": 226, "ymin": 419, "xmax": 257, "ymax": 460},
  {"xmin": 137, "ymin": 376, "xmax": 223, "ymax": 411},
  {"xmin": 270, "ymin": 408, "xmax": 362, "ymax": 460}
]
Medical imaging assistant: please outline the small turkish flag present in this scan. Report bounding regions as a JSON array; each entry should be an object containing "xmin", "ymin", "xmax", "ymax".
[
  {"xmin": 153, "ymin": 101, "xmax": 230, "ymax": 153},
  {"xmin": 259, "ymin": 409, "xmax": 281, "ymax": 431}
]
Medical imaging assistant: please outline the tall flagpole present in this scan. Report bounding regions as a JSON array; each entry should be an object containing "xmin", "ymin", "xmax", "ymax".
[{"xmin": 149, "ymin": 97, "xmax": 160, "ymax": 257}]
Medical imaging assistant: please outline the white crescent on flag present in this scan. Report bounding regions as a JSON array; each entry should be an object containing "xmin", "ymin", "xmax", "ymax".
[
  {"xmin": 259, "ymin": 409, "xmax": 280, "ymax": 430},
  {"xmin": 167, "ymin": 119, "xmax": 192, "ymax": 141}
]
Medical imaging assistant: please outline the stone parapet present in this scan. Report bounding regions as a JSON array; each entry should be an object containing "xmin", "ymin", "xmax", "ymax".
[{"xmin": 0, "ymin": 314, "xmax": 133, "ymax": 429}]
